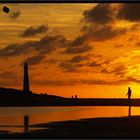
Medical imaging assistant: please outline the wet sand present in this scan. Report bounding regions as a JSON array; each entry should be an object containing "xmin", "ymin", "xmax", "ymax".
[{"xmin": 1, "ymin": 116, "xmax": 140, "ymax": 138}]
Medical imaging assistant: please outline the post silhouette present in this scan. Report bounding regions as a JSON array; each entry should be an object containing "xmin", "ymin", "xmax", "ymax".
[{"xmin": 24, "ymin": 115, "xmax": 29, "ymax": 134}]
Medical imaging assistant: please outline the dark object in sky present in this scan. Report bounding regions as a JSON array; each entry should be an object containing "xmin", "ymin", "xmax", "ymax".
[{"xmin": 3, "ymin": 6, "xmax": 10, "ymax": 13}]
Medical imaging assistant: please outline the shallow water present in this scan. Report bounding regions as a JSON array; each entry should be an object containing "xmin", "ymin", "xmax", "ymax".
[{"xmin": 0, "ymin": 106, "xmax": 138, "ymax": 133}]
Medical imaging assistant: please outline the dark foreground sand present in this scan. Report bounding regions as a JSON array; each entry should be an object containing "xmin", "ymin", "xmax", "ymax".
[{"xmin": 2, "ymin": 116, "xmax": 140, "ymax": 138}]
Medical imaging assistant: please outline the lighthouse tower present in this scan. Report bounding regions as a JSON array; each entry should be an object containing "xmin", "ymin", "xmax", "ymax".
[{"xmin": 23, "ymin": 62, "xmax": 30, "ymax": 94}]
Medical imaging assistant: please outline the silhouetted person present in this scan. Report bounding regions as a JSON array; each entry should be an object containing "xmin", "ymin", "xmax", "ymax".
[
  {"xmin": 24, "ymin": 115, "xmax": 29, "ymax": 134},
  {"xmin": 72, "ymin": 96, "xmax": 73, "ymax": 99},
  {"xmin": 75, "ymin": 95, "xmax": 77, "ymax": 99},
  {"xmin": 126, "ymin": 87, "xmax": 131, "ymax": 100}
]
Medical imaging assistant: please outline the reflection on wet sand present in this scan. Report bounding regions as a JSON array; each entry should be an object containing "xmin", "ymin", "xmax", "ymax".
[
  {"xmin": 128, "ymin": 106, "xmax": 131, "ymax": 117},
  {"xmin": 0, "ymin": 106, "xmax": 139, "ymax": 133},
  {"xmin": 0, "ymin": 115, "xmax": 30, "ymax": 133},
  {"xmin": 24, "ymin": 116, "xmax": 29, "ymax": 134}
]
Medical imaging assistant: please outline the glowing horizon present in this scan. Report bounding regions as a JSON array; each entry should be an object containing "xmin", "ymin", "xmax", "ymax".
[{"xmin": 1, "ymin": 3, "xmax": 140, "ymax": 98}]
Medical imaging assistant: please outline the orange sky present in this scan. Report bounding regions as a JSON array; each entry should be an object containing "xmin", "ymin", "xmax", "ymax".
[{"xmin": 1, "ymin": 3, "xmax": 140, "ymax": 98}]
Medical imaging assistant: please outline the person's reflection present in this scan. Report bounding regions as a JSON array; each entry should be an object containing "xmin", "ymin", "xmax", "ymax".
[
  {"xmin": 128, "ymin": 105, "xmax": 131, "ymax": 117},
  {"xmin": 24, "ymin": 115, "xmax": 29, "ymax": 134}
]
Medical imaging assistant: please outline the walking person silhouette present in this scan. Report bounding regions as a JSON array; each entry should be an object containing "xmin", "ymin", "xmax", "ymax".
[{"xmin": 127, "ymin": 87, "xmax": 131, "ymax": 100}]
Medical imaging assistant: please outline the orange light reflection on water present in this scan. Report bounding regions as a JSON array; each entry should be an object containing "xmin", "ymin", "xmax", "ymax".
[{"xmin": 0, "ymin": 106, "xmax": 139, "ymax": 133}]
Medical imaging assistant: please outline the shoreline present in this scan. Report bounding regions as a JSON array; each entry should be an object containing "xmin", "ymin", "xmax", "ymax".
[
  {"xmin": 0, "ymin": 99, "xmax": 138, "ymax": 107},
  {"xmin": 1, "ymin": 115, "xmax": 140, "ymax": 138}
]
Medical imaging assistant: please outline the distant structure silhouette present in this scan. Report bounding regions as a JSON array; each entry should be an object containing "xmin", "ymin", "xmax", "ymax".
[{"xmin": 23, "ymin": 62, "xmax": 30, "ymax": 94}]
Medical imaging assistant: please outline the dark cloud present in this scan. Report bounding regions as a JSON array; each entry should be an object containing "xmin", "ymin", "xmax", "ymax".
[
  {"xmin": 111, "ymin": 65, "xmax": 127, "ymax": 76},
  {"xmin": 0, "ymin": 34, "xmax": 66, "ymax": 58},
  {"xmin": 88, "ymin": 61, "xmax": 101, "ymax": 67},
  {"xmin": 117, "ymin": 4, "xmax": 140, "ymax": 22},
  {"xmin": 58, "ymin": 54, "xmax": 110, "ymax": 73},
  {"xmin": 70, "ymin": 55, "xmax": 89, "ymax": 63},
  {"xmin": 81, "ymin": 4, "xmax": 129, "ymax": 42},
  {"xmin": 10, "ymin": 10, "xmax": 21, "ymax": 19},
  {"xmin": 85, "ymin": 57, "xmax": 111, "ymax": 69},
  {"xmin": 58, "ymin": 54, "xmax": 87, "ymax": 73},
  {"xmin": 127, "ymin": 77, "xmax": 140, "ymax": 84},
  {"xmin": 83, "ymin": 4, "xmax": 114, "ymax": 24},
  {"xmin": 129, "ymin": 23, "xmax": 140, "ymax": 31},
  {"xmin": 1, "ymin": 76, "xmax": 139, "ymax": 87},
  {"xmin": 32, "ymin": 76, "xmax": 140, "ymax": 86},
  {"xmin": 70, "ymin": 35, "xmax": 87, "ymax": 46},
  {"xmin": 102, "ymin": 59, "xmax": 111, "ymax": 65},
  {"xmin": 37, "ymin": 34, "xmax": 66, "ymax": 51},
  {"xmin": 101, "ymin": 64, "xmax": 127, "ymax": 77},
  {"xmin": 62, "ymin": 33, "xmax": 93, "ymax": 54},
  {"xmin": 84, "ymin": 3, "xmax": 140, "ymax": 23},
  {"xmin": 58, "ymin": 61, "xmax": 79, "ymax": 73},
  {"xmin": 64, "ymin": 45, "xmax": 92, "ymax": 54},
  {"xmin": 20, "ymin": 25, "xmax": 48, "ymax": 37},
  {"xmin": 82, "ymin": 25, "xmax": 127, "ymax": 41},
  {"xmin": 25, "ymin": 53, "xmax": 46, "ymax": 65},
  {"xmin": 0, "ymin": 43, "xmax": 31, "ymax": 57},
  {"xmin": 46, "ymin": 59, "xmax": 58, "ymax": 64},
  {"xmin": 80, "ymin": 76, "xmax": 140, "ymax": 85},
  {"xmin": 33, "ymin": 78, "xmax": 117, "ymax": 86}
]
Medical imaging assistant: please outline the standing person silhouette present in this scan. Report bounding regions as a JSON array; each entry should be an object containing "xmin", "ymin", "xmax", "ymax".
[{"xmin": 127, "ymin": 87, "xmax": 132, "ymax": 100}]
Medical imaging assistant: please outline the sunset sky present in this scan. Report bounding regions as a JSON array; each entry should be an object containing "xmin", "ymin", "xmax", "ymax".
[{"xmin": 1, "ymin": 3, "xmax": 140, "ymax": 98}]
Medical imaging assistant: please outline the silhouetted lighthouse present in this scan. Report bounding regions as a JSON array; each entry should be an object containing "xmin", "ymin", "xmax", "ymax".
[{"xmin": 23, "ymin": 62, "xmax": 30, "ymax": 94}]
